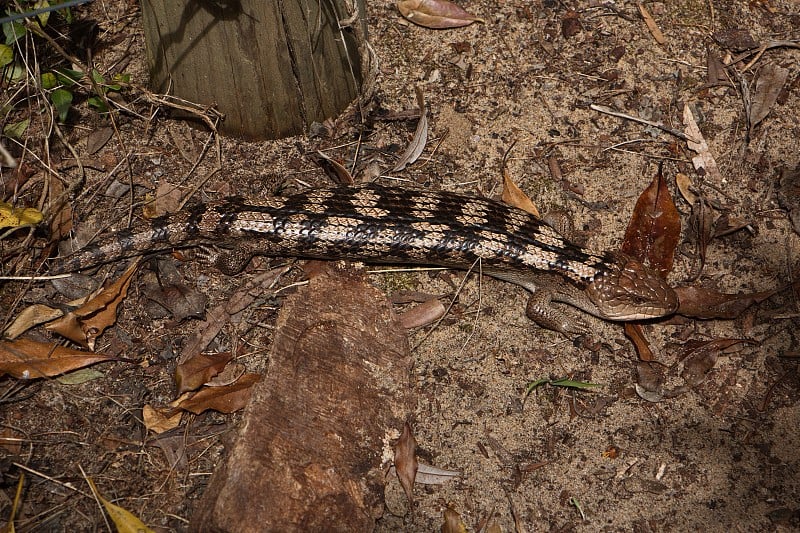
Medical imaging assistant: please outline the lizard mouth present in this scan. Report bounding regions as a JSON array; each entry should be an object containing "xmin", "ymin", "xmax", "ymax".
[{"xmin": 587, "ymin": 256, "xmax": 678, "ymax": 320}]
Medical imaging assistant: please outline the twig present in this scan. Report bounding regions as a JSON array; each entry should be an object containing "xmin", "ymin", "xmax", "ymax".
[{"xmin": 590, "ymin": 104, "xmax": 691, "ymax": 141}]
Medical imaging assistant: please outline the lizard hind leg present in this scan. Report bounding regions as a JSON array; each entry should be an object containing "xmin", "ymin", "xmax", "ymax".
[{"xmin": 525, "ymin": 289, "xmax": 590, "ymax": 337}]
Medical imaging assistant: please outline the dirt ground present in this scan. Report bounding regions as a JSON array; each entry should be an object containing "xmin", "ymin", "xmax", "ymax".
[{"xmin": 1, "ymin": 0, "xmax": 799, "ymax": 531}]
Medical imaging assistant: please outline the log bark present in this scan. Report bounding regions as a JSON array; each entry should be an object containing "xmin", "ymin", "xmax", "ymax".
[
  {"xmin": 140, "ymin": 0, "xmax": 368, "ymax": 139},
  {"xmin": 189, "ymin": 266, "xmax": 413, "ymax": 531}
]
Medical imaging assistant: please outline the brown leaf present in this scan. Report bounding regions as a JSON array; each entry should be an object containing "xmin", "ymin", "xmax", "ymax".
[
  {"xmin": 686, "ymin": 197, "xmax": 716, "ymax": 281},
  {"xmin": 442, "ymin": 506, "xmax": 467, "ymax": 533},
  {"xmin": 624, "ymin": 323, "xmax": 654, "ymax": 361},
  {"xmin": 748, "ymin": 63, "xmax": 789, "ymax": 130},
  {"xmin": 777, "ymin": 166, "xmax": 800, "ymax": 235},
  {"xmin": 311, "ymin": 150, "xmax": 354, "ymax": 185},
  {"xmin": 175, "ymin": 352, "xmax": 234, "ymax": 394},
  {"xmin": 3, "ymin": 304, "xmax": 64, "ymax": 340},
  {"xmin": 637, "ymin": 2, "xmax": 666, "ymax": 45},
  {"xmin": 620, "ymin": 165, "xmax": 680, "ymax": 277},
  {"xmin": 142, "ymin": 181, "xmax": 183, "ymax": 219},
  {"xmin": 398, "ymin": 299, "xmax": 447, "ymax": 329},
  {"xmin": 175, "ymin": 373, "xmax": 260, "ymax": 414},
  {"xmin": 46, "ymin": 261, "xmax": 139, "ymax": 349},
  {"xmin": 143, "ymin": 404, "xmax": 182, "ymax": 434},
  {"xmin": 634, "ymin": 361, "xmax": 665, "ymax": 402},
  {"xmin": 0, "ymin": 338, "xmax": 114, "ymax": 379},
  {"xmin": 679, "ymin": 339, "xmax": 749, "ymax": 388},
  {"xmin": 397, "ymin": 0, "xmax": 484, "ymax": 29},
  {"xmin": 561, "ymin": 10, "xmax": 582, "ymax": 39},
  {"xmin": 675, "ymin": 285, "xmax": 776, "ymax": 319},
  {"xmin": 394, "ymin": 422, "xmax": 418, "ymax": 503},
  {"xmin": 502, "ymin": 157, "xmax": 540, "ymax": 217},
  {"xmin": 86, "ymin": 126, "xmax": 113, "ymax": 154},
  {"xmin": 391, "ymin": 87, "xmax": 427, "ymax": 172}
]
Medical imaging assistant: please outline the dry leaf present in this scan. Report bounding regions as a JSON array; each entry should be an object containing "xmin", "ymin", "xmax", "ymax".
[
  {"xmin": 624, "ymin": 323, "xmax": 654, "ymax": 362},
  {"xmin": 394, "ymin": 422, "xmax": 418, "ymax": 503},
  {"xmin": 391, "ymin": 87, "xmax": 428, "ymax": 172},
  {"xmin": 86, "ymin": 477, "xmax": 156, "ymax": 533},
  {"xmin": 502, "ymin": 166, "xmax": 540, "ymax": 217},
  {"xmin": 675, "ymin": 172, "xmax": 697, "ymax": 205},
  {"xmin": 46, "ymin": 262, "xmax": 139, "ymax": 349},
  {"xmin": 637, "ymin": 2, "xmax": 665, "ymax": 45},
  {"xmin": 311, "ymin": 150, "xmax": 354, "ymax": 185},
  {"xmin": 675, "ymin": 285, "xmax": 776, "ymax": 319},
  {"xmin": 0, "ymin": 338, "xmax": 114, "ymax": 379},
  {"xmin": 620, "ymin": 165, "xmax": 680, "ymax": 277},
  {"xmin": 143, "ymin": 404, "xmax": 182, "ymax": 434},
  {"xmin": 397, "ymin": 0, "xmax": 484, "ymax": 29},
  {"xmin": 683, "ymin": 103, "xmax": 724, "ymax": 184},
  {"xmin": 175, "ymin": 373, "xmax": 260, "ymax": 414},
  {"xmin": 749, "ymin": 63, "xmax": 789, "ymax": 131},
  {"xmin": 142, "ymin": 181, "xmax": 183, "ymax": 219},
  {"xmin": 398, "ymin": 299, "xmax": 446, "ymax": 329},
  {"xmin": 86, "ymin": 126, "xmax": 113, "ymax": 154},
  {"xmin": 175, "ymin": 352, "xmax": 233, "ymax": 394},
  {"xmin": 634, "ymin": 362, "xmax": 665, "ymax": 402},
  {"xmin": 0, "ymin": 201, "xmax": 42, "ymax": 229},
  {"xmin": 777, "ymin": 166, "xmax": 800, "ymax": 234},
  {"xmin": 3, "ymin": 304, "xmax": 64, "ymax": 340},
  {"xmin": 415, "ymin": 462, "xmax": 460, "ymax": 485},
  {"xmin": 442, "ymin": 507, "xmax": 468, "ymax": 533}
]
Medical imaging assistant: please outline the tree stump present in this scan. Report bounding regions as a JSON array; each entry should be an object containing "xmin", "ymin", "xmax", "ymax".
[{"xmin": 140, "ymin": 0, "xmax": 369, "ymax": 139}]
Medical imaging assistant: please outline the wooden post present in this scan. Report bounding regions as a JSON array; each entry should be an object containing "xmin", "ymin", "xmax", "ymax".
[{"xmin": 140, "ymin": 0, "xmax": 368, "ymax": 139}]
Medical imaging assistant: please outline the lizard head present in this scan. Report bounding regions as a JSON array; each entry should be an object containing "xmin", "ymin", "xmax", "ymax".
[{"xmin": 586, "ymin": 255, "xmax": 678, "ymax": 321}]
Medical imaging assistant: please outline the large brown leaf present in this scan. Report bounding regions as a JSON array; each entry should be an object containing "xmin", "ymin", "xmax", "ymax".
[{"xmin": 0, "ymin": 338, "xmax": 114, "ymax": 379}]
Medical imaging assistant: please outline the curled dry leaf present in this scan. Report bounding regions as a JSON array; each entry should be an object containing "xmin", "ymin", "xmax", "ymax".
[
  {"xmin": 391, "ymin": 87, "xmax": 427, "ymax": 172},
  {"xmin": 621, "ymin": 165, "xmax": 680, "ymax": 278},
  {"xmin": 675, "ymin": 285, "xmax": 776, "ymax": 319},
  {"xmin": 174, "ymin": 352, "xmax": 234, "ymax": 394},
  {"xmin": 175, "ymin": 372, "xmax": 260, "ymax": 414},
  {"xmin": 624, "ymin": 323, "xmax": 654, "ymax": 362},
  {"xmin": 397, "ymin": 0, "xmax": 484, "ymax": 29},
  {"xmin": 398, "ymin": 298, "xmax": 447, "ymax": 329},
  {"xmin": 394, "ymin": 422, "xmax": 418, "ymax": 503},
  {"xmin": 502, "ymin": 165, "xmax": 540, "ymax": 217},
  {"xmin": 46, "ymin": 261, "xmax": 140, "ymax": 349},
  {"xmin": 0, "ymin": 338, "xmax": 114, "ymax": 379},
  {"xmin": 311, "ymin": 150, "xmax": 355, "ymax": 185}
]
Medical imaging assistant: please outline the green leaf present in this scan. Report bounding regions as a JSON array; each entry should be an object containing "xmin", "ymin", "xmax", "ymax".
[
  {"xmin": 2, "ymin": 21, "xmax": 26, "ymax": 45},
  {"xmin": 87, "ymin": 95, "xmax": 108, "ymax": 113},
  {"xmin": 3, "ymin": 118, "xmax": 30, "ymax": 139},
  {"xmin": 113, "ymin": 72, "xmax": 131, "ymax": 84},
  {"xmin": 41, "ymin": 71, "xmax": 57, "ymax": 89},
  {"xmin": 50, "ymin": 88, "xmax": 73, "ymax": 122},
  {"xmin": 2, "ymin": 63, "xmax": 26, "ymax": 84},
  {"xmin": 35, "ymin": 0, "xmax": 51, "ymax": 27},
  {"xmin": 0, "ymin": 44, "xmax": 12, "ymax": 68},
  {"xmin": 90, "ymin": 69, "xmax": 105, "ymax": 85},
  {"xmin": 54, "ymin": 68, "xmax": 83, "ymax": 86}
]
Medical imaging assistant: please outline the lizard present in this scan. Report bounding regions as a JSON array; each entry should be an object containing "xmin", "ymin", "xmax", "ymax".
[{"xmin": 51, "ymin": 184, "xmax": 679, "ymax": 335}]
